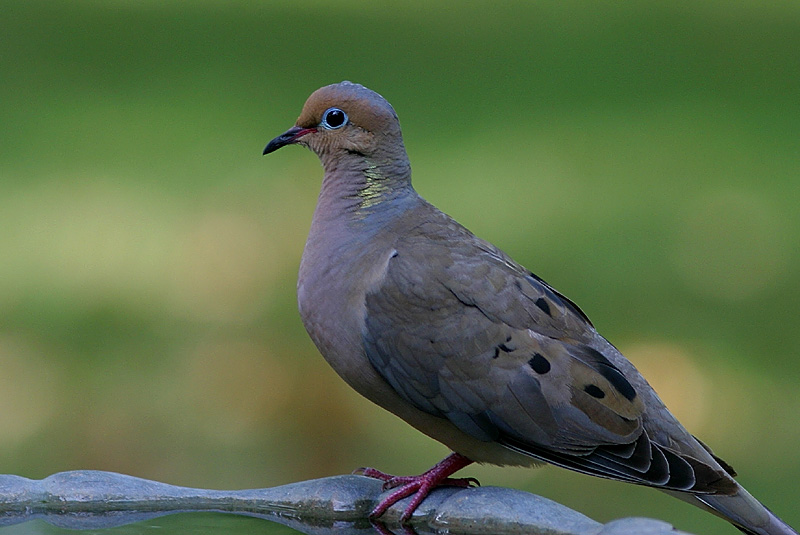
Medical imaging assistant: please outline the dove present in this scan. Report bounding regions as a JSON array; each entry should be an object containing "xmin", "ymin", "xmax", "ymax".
[{"xmin": 263, "ymin": 81, "xmax": 797, "ymax": 535}]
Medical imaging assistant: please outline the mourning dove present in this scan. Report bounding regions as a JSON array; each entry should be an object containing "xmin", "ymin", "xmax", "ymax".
[{"xmin": 263, "ymin": 81, "xmax": 796, "ymax": 535}]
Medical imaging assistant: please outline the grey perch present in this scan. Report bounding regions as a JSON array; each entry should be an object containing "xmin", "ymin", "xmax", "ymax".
[{"xmin": 0, "ymin": 470, "xmax": 693, "ymax": 534}]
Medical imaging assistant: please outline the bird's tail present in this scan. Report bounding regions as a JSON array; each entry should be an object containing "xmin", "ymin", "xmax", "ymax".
[{"xmin": 665, "ymin": 486, "xmax": 797, "ymax": 535}]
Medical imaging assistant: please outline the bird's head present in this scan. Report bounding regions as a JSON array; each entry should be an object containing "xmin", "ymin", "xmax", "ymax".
[{"xmin": 263, "ymin": 81, "xmax": 405, "ymax": 160}]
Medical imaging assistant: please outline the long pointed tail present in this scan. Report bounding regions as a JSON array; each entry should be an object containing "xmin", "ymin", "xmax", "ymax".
[{"xmin": 666, "ymin": 486, "xmax": 797, "ymax": 535}]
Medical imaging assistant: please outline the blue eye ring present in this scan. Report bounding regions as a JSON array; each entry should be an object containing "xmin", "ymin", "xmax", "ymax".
[{"xmin": 321, "ymin": 107, "xmax": 348, "ymax": 130}]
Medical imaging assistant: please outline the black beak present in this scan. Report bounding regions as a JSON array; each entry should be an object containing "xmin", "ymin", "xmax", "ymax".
[{"xmin": 263, "ymin": 126, "xmax": 315, "ymax": 155}]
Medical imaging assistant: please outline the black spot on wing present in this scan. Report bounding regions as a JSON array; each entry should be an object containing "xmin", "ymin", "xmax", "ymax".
[
  {"xmin": 534, "ymin": 298, "xmax": 551, "ymax": 316},
  {"xmin": 583, "ymin": 384, "xmax": 605, "ymax": 398},
  {"xmin": 526, "ymin": 272, "xmax": 593, "ymax": 327},
  {"xmin": 528, "ymin": 353, "xmax": 551, "ymax": 374},
  {"xmin": 596, "ymin": 364, "xmax": 636, "ymax": 402},
  {"xmin": 580, "ymin": 346, "xmax": 637, "ymax": 402},
  {"xmin": 493, "ymin": 341, "xmax": 514, "ymax": 359}
]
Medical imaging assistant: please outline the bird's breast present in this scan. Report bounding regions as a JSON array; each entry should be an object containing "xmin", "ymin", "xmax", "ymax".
[{"xmin": 297, "ymin": 222, "xmax": 399, "ymax": 396}]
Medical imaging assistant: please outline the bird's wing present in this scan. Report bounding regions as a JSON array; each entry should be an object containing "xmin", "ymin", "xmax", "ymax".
[{"xmin": 362, "ymin": 217, "xmax": 736, "ymax": 494}]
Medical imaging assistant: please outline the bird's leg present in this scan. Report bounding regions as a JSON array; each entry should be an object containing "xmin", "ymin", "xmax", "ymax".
[{"xmin": 355, "ymin": 452, "xmax": 477, "ymax": 522}]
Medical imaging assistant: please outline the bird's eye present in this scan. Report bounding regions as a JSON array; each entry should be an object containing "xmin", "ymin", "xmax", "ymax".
[{"xmin": 321, "ymin": 107, "xmax": 348, "ymax": 130}]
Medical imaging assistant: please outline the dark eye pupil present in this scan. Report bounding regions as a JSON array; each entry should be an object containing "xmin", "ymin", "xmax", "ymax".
[{"xmin": 324, "ymin": 109, "xmax": 346, "ymax": 128}]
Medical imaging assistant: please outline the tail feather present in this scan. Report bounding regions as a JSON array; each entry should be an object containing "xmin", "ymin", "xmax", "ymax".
[{"xmin": 665, "ymin": 486, "xmax": 797, "ymax": 535}]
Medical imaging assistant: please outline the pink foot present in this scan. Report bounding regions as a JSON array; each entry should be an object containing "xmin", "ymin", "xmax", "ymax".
[{"xmin": 354, "ymin": 452, "xmax": 477, "ymax": 522}]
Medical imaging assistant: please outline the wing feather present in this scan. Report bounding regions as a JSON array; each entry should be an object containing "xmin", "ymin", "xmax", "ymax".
[{"xmin": 362, "ymin": 217, "xmax": 736, "ymax": 495}]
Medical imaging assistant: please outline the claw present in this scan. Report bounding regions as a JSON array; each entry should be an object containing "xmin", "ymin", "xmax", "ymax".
[
  {"xmin": 358, "ymin": 452, "xmax": 475, "ymax": 523},
  {"xmin": 354, "ymin": 466, "xmax": 396, "ymax": 483}
]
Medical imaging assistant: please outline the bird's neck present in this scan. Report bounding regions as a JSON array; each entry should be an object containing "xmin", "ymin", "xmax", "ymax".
[
  {"xmin": 317, "ymin": 151, "xmax": 414, "ymax": 221},
  {"xmin": 300, "ymin": 150, "xmax": 421, "ymax": 316}
]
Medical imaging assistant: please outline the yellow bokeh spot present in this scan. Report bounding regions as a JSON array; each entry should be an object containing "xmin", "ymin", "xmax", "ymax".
[{"xmin": 623, "ymin": 341, "xmax": 710, "ymax": 433}]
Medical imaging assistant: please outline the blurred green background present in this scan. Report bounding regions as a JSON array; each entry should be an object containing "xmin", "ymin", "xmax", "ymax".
[{"xmin": 1, "ymin": 1, "xmax": 798, "ymax": 534}]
